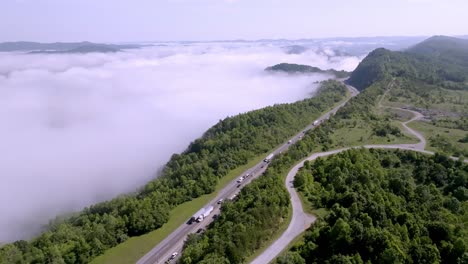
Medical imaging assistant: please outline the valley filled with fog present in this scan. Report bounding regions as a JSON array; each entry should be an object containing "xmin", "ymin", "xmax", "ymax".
[{"xmin": 0, "ymin": 41, "xmax": 363, "ymax": 242}]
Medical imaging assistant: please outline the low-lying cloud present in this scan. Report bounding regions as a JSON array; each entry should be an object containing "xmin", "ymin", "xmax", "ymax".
[{"xmin": 0, "ymin": 42, "xmax": 361, "ymax": 242}]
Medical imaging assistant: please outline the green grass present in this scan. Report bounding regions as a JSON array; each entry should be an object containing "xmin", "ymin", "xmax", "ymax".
[
  {"xmin": 91, "ymin": 154, "xmax": 266, "ymax": 264},
  {"xmin": 407, "ymin": 121, "xmax": 468, "ymax": 155},
  {"xmin": 386, "ymin": 87, "xmax": 468, "ymax": 114},
  {"xmin": 297, "ymin": 192, "xmax": 314, "ymax": 215},
  {"xmin": 311, "ymin": 208, "xmax": 329, "ymax": 219},
  {"xmin": 329, "ymin": 120, "xmax": 417, "ymax": 148}
]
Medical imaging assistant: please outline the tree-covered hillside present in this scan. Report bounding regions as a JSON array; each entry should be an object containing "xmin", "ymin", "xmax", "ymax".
[
  {"xmin": 348, "ymin": 36, "xmax": 468, "ymax": 91},
  {"xmin": 266, "ymin": 63, "xmax": 350, "ymax": 78},
  {"xmin": 407, "ymin": 36, "xmax": 468, "ymax": 67},
  {"xmin": 278, "ymin": 148, "xmax": 468, "ymax": 264}
]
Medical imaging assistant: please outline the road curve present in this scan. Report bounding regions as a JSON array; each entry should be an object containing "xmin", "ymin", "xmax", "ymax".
[
  {"xmin": 251, "ymin": 105, "xmax": 434, "ymax": 264},
  {"xmin": 136, "ymin": 83, "xmax": 359, "ymax": 264}
]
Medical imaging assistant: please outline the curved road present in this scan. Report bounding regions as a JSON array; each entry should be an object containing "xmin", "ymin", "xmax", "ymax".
[
  {"xmin": 251, "ymin": 99, "xmax": 433, "ymax": 264},
  {"xmin": 136, "ymin": 83, "xmax": 359, "ymax": 264}
]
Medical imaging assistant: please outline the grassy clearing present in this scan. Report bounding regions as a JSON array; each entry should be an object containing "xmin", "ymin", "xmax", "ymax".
[
  {"xmin": 329, "ymin": 120, "xmax": 417, "ymax": 148},
  {"xmin": 311, "ymin": 208, "xmax": 329, "ymax": 219},
  {"xmin": 407, "ymin": 121, "xmax": 468, "ymax": 155},
  {"xmin": 91, "ymin": 154, "xmax": 266, "ymax": 264},
  {"xmin": 385, "ymin": 83, "xmax": 468, "ymax": 114},
  {"xmin": 297, "ymin": 192, "xmax": 315, "ymax": 215}
]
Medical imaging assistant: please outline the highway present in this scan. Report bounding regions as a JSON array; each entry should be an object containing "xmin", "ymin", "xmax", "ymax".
[{"xmin": 136, "ymin": 83, "xmax": 359, "ymax": 264}]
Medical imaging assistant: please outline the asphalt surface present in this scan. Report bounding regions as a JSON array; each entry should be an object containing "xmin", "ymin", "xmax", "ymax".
[{"xmin": 136, "ymin": 83, "xmax": 359, "ymax": 264}]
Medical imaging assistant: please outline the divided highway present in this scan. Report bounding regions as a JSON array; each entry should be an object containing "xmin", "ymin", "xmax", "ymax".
[{"xmin": 136, "ymin": 83, "xmax": 359, "ymax": 264}]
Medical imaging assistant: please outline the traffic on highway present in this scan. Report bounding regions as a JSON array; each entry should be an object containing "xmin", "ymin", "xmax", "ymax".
[{"xmin": 137, "ymin": 84, "xmax": 358, "ymax": 264}]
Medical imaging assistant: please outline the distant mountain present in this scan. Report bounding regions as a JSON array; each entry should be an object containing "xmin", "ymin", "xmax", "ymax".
[
  {"xmin": 30, "ymin": 45, "xmax": 120, "ymax": 54},
  {"xmin": 265, "ymin": 63, "xmax": 350, "ymax": 78},
  {"xmin": 406, "ymin": 35, "xmax": 468, "ymax": 67},
  {"xmin": 348, "ymin": 36, "xmax": 468, "ymax": 90},
  {"xmin": 0, "ymin": 41, "xmax": 144, "ymax": 53}
]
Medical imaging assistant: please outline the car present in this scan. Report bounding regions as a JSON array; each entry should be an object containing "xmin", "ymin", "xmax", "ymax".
[
  {"xmin": 237, "ymin": 176, "xmax": 244, "ymax": 183},
  {"xmin": 288, "ymin": 140, "xmax": 292, "ymax": 144},
  {"xmin": 213, "ymin": 214, "xmax": 219, "ymax": 219},
  {"xmin": 237, "ymin": 184, "xmax": 241, "ymax": 188},
  {"xmin": 217, "ymin": 198, "xmax": 224, "ymax": 204},
  {"xmin": 169, "ymin": 252, "xmax": 178, "ymax": 260},
  {"xmin": 196, "ymin": 228, "xmax": 204, "ymax": 233},
  {"xmin": 261, "ymin": 165, "xmax": 264, "ymax": 168}
]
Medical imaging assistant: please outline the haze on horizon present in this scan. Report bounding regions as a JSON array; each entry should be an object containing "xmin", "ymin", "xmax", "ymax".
[{"xmin": 1, "ymin": 0, "xmax": 467, "ymax": 42}]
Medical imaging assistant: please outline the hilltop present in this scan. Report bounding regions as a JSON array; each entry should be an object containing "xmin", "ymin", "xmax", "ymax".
[
  {"xmin": 407, "ymin": 35, "xmax": 468, "ymax": 60},
  {"xmin": 265, "ymin": 63, "xmax": 350, "ymax": 78},
  {"xmin": 348, "ymin": 35, "xmax": 468, "ymax": 91}
]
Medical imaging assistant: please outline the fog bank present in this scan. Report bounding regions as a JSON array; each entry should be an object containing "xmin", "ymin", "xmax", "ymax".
[{"xmin": 0, "ymin": 42, "xmax": 361, "ymax": 242}]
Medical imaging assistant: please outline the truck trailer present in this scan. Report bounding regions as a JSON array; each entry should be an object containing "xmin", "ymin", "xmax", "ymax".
[
  {"xmin": 190, "ymin": 208, "xmax": 206, "ymax": 224},
  {"xmin": 196, "ymin": 206, "xmax": 214, "ymax": 222},
  {"xmin": 264, "ymin": 153, "xmax": 274, "ymax": 163}
]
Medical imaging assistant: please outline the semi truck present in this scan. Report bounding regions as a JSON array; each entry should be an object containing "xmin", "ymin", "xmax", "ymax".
[
  {"xmin": 264, "ymin": 153, "xmax": 274, "ymax": 163},
  {"xmin": 196, "ymin": 206, "xmax": 214, "ymax": 222},
  {"xmin": 190, "ymin": 208, "xmax": 207, "ymax": 224}
]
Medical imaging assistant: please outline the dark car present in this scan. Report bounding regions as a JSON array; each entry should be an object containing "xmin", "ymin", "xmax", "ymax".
[{"xmin": 196, "ymin": 228, "xmax": 204, "ymax": 234}]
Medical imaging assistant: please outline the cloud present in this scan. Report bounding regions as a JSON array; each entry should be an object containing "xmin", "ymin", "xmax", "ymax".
[{"xmin": 0, "ymin": 42, "xmax": 361, "ymax": 242}]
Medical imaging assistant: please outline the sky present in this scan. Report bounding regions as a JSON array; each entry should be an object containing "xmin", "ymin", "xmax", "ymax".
[{"xmin": 1, "ymin": 0, "xmax": 467, "ymax": 42}]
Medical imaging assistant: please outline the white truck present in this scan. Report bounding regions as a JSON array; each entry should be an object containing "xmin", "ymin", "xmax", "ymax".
[
  {"xmin": 264, "ymin": 153, "xmax": 274, "ymax": 163},
  {"xmin": 190, "ymin": 208, "xmax": 207, "ymax": 223},
  {"xmin": 196, "ymin": 206, "xmax": 214, "ymax": 222},
  {"xmin": 230, "ymin": 194, "xmax": 238, "ymax": 201}
]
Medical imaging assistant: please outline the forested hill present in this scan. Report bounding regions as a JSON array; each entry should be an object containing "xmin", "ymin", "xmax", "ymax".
[
  {"xmin": 280, "ymin": 149, "xmax": 468, "ymax": 263},
  {"xmin": 407, "ymin": 35, "xmax": 468, "ymax": 62},
  {"xmin": 265, "ymin": 63, "xmax": 350, "ymax": 78},
  {"xmin": 348, "ymin": 36, "xmax": 468, "ymax": 91}
]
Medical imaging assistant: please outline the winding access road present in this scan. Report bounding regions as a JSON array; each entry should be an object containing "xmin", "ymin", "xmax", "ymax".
[
  {"xmin": 251, "ymin": 85, "xmax": 465, "ymax": 263},
  {"xmin": 136, "ymin": 83, "xmax": 359, "ymax": 264},
  {"xmin": 251, "ymin": 107, "xmax": 429, "ymax": 264}
]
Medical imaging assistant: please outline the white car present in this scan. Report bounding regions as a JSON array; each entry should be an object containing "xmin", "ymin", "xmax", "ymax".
[
  {"xmin": 217, "ymin": 198, "xmax": 224, "ymax": 204},
  {"xmin": 170, "ymin": 252, "xmax": 178, "ymax": 260},
  {"xmin": 237, "ymin": 176, "xmax": 244, "ymax": 183}
]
